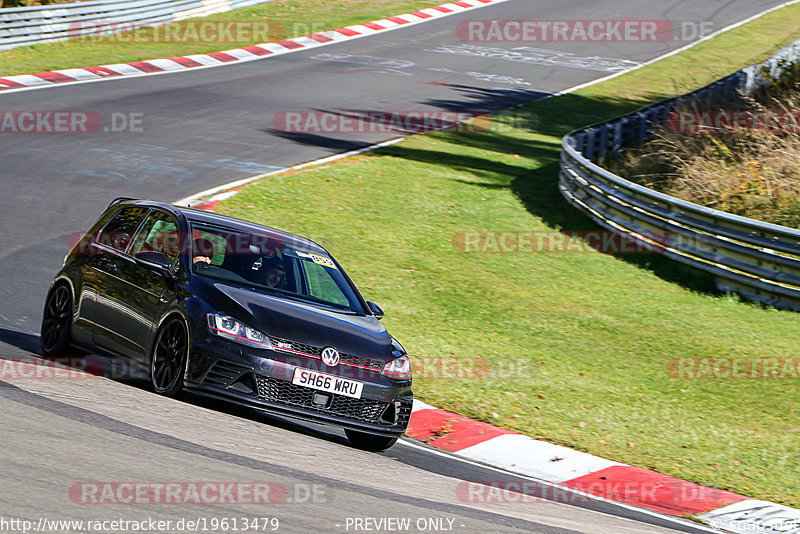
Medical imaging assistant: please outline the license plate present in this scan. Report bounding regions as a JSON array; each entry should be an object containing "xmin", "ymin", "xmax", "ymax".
[{"xmin": 291, "ymin": 368, "xmax": 364, "ymax": 399}]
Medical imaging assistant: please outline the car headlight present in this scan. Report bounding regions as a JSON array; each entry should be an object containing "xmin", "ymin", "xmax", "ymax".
[
  {"xmin": 207, "ymin": 313, "xmax": 273, "ymax": 350},
  {"xmin": 382, "ymin": 355, "xmax": 411, "ymax": 381}
]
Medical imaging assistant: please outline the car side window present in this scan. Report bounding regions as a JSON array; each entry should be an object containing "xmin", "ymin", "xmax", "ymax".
[
  {"xmin": 303, "ymin": 261, "xmax": 350, "ymax": 307},
  {"xmin": 98, "ymin": 206, "xmax": 148, "ymax": 253},
  {"xmin": 192, "ymin": 231, "xmax": 227, "ymax": 266},
  {"xmin": 130, "ymin": 211, "xmax": 181, "ymax": 262}
]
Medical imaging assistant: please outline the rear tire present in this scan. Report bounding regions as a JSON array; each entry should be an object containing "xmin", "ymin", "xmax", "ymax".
[
  {"xmin": 345, "ymin": 429, "xmax": 398, "ymax": 452},
  {"xmin": 151, "ymin": 316, "xmax": 189, "ymax": 397},
  {"xmin": 40, "ymin": 284, "xmax": 73, "ymax": 357}
]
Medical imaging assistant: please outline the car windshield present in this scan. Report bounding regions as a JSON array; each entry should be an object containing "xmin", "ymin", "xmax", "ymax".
[{"xmin": 189, "ymin": 222, "xmax": 365, "ymax": 314}]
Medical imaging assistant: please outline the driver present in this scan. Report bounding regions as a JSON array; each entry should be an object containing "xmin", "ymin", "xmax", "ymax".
[
  {"xmin": 193, "ymin": 238, "xmax": 214, "ymax": 266},
  {"xmin": 261, "ymin": 256, "xmax": 286, "ymax": 288}
]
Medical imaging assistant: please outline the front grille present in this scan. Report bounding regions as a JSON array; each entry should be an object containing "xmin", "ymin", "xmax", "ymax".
[
  {"xmin": 255, "ymin": 375, "xmax": 389, "ymax": 423},
  {"xmin": 272, "ymin": 338, "xmax": 322, "ymax": 357},
  {"xmin": 270, "ymin": 336, "xmax": 383, "ymax": 372}
]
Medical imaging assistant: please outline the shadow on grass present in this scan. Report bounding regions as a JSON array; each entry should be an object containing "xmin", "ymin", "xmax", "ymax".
[{"xmin": 271, "ymin": 91, "xmax": 719, "ymax": 294}]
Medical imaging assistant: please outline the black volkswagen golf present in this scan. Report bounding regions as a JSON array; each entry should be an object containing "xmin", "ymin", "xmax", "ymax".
[{"xmin": 40, "ymin": 198, "xmax": 412, "ymax": 451}]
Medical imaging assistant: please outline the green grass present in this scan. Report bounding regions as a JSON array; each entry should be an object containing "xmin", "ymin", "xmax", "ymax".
[
  {"xmin": 0, "ymin": 0, "xmax": 444, "ymax": 76},
  {"xmin": 213, "ymin": 5, "xmax": 800, "ymax": 508}
]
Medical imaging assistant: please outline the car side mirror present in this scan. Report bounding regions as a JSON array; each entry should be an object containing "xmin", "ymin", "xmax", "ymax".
[
  {"xmin": 135, "ymin": 251, "xmax": 173, "ymax": 275},
  {"xmin": 367, "ymin": 301, "xmax": 384, "ymax": 320}
]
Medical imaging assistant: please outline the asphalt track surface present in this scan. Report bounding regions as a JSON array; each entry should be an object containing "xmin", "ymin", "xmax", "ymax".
[{"xmin": 0, "ymin": 0, "xmax": 787, "ymax": 532}]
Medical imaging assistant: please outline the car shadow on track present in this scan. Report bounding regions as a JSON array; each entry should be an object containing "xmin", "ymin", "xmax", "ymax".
[
  {"xmin": 420, "ymin": 84, "xmax": 550, "ymax": 113},
  {"xmin": 0, "ymin": 327, "xmax": 40, "ymax": 355},
  {"xmin": 263, "ymin": 86, "xmax": 551, "ymax": 150},
  {"xmin": 0, "ymin": 326, "xmax": 352, "ymax": 448}
]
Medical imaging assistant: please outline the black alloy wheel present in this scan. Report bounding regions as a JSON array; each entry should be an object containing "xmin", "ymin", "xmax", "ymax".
[
  {"xmin": 151, "ymin": 317, "xmax": 189, "ymax": 397},
  {"xmin": 41, "ymin": 285, "xmax": 73, "ymax": 357}
]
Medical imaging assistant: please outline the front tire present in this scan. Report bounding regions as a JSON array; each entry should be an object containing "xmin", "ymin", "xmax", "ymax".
[
  {"xmin": 40, "ymin": 284, "xmax": 73, "ymax": 357},
  {"xmin": 345, "ymin": 429, "xmax": 398, "ymax": 452},
  {"xmin": 151, "ymin": 316, "xmax": 189, "ymax": 397}
]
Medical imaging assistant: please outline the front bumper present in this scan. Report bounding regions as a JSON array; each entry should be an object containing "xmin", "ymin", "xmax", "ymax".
[{"xmin": 185, "ymin": 338, "xmax": 413, "ymax": 437}]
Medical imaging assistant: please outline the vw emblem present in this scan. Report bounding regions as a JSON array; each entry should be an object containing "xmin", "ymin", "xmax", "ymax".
[{"xmin": 321, "ymin": 347, "xmax": 340, "ymax": 367}]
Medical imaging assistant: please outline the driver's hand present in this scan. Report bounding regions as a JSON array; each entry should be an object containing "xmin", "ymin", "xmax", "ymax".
[{"xmin": 193, "ymin": 256, "xmax": 212, "ymax": 265}]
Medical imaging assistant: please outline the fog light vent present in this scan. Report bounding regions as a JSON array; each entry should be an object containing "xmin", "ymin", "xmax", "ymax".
[{"xmin": 379, "ymin": 402, "xmax": 397, "ymax": 424}]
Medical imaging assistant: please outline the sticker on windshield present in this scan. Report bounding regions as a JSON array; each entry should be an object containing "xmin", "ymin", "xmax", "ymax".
[{"xmin": 297, "ymin": 251, "xmax": 337, "ymax": 269}]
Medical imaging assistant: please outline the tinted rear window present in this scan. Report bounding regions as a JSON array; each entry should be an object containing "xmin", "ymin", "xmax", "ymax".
[
  {"xmin": 130, "ymin": 210, "xmax": 181, "ymax": 261},
  {"xmin": 98, "ymin": 206, "xmax": 148, "ymax": 252}
]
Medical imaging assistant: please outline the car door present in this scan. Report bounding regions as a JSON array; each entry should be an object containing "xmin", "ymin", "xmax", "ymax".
[
  {"xmin": 101, "ymin": 209, "xmax": 182, "ymax": 362},
  {"xmin": 92, "ymin": 208, "xmax": 182, "ymax": 361},
  {"xmin": 87, "ymin": 206, "xmax": 149, "ymax": 358}
]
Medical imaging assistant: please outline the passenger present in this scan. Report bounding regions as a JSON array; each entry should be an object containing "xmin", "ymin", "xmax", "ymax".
[{"xmin": 193, "ymin": 238, "xmax": 214, "ymax": 266}]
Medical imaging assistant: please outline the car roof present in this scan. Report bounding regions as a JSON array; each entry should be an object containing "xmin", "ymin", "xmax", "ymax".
[{"xmin": 113, "ymin": 199, "xmax": 327, "ymax": 254}]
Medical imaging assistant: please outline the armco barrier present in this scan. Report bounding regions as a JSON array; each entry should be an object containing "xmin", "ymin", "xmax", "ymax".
[
  {"xmin": 559, "ymin": 38, "xmax": 800, "ymax": 310},
  {"xmin": 0, "ymin": 0, "xmax": 273, "ymax": 50}
]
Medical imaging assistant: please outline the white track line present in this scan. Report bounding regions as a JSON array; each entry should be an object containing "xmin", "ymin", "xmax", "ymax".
[{"xmin": 174, "ymin": 138, "xmax": 405, "ymax": 206}]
